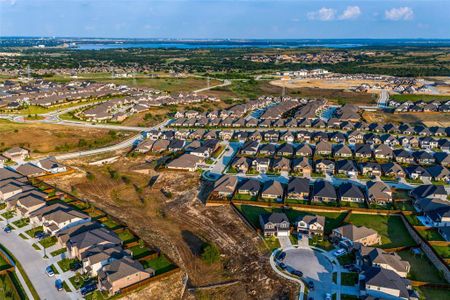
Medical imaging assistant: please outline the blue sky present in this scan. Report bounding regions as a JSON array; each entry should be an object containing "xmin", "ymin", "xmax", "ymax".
[{"xmin": 0, "ymin": 0, "xmax": 449, "ymax": 39}]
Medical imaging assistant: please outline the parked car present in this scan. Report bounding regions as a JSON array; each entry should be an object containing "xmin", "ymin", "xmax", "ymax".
[
  {"xmin": 45, "ymin": 266, "xmax": 55, "ymax": 277},
  {"xmin": 278, "ymin": 262, "xmax": 287, "ymax": 269},
  {"xmin": 325, "ymin": 293, "xmax": 332, "ymax": 300},
  {"xmin": 55, "ymin": 279, "xmax": 63, "ymax": 291},
  {"xmin": 70, "ymin": 261, "xmax": 82, "ymax": 271},
  {"xmin": 80, "ymin": 283, "xmax": 97, "ymax": 296},
  {"xmin": 4, "ymin": 226, "xmax": 11, "ymax": 233},
  {"xmin": 291, "ymin": 270, "xmax": 303, "ymax": 277},
  {"xmin": 343, "ymin": 263, "xmax": 353, "ymax": 269},
  {"xmin": 333, "ymin": 249, "xmax": 346, "ymax": 257},
  {"xmin": 35, "ymin": 232, "xmax": 45, "ymax": 239},
  {"xmin": 278, "ymin": 252, "xmax": 286, "ymax": 260},
  {"xmin": 308, "ymin": 281, "xmax": 314, "ymax": 290}
]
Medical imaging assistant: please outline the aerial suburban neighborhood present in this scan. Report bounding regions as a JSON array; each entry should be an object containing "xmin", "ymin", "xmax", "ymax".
[{"xmin": 0, "ymin": 1, "xmax": 449, "ymax": 300}]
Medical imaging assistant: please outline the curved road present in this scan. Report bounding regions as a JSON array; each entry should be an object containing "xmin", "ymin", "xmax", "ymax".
[{"xmin": 269, "ymin": 249, "xmax": 305, "ymax": 300}]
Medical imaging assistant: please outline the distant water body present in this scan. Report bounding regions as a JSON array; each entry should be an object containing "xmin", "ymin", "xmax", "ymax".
[{"xmin": 74, "ymin": 39, "xmax": 450, "ymax": 50}]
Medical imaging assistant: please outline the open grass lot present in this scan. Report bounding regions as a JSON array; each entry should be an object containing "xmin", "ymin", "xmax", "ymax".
[
  {"xmin": 346, "ymin": 214, "xmax": 416, "ymax": 248},
  {"xmin": 141, "ymin": 254, "xmax": 176, "ymax": 275},
  {"xmin": 362, "ymin": 110, "xmax": 450, "ymax": 127},
  {"xmin": 99, "ymin": 217, "xmax": 122, "ymax": 230},
  {"xmin": 264, "ymin": 237, "xmax": 281, "ymax": 252},
  {"xmin": 236, "ymin": 204, "xmax": 346, "ymax": 233},
  {"xmin": 0, "ymin": 119, "xmax": 129, "ymax": 154},
  {"xmin": 390, "ymin": 94, "xmax": 450, "ymax": 102},
  {"xmin": 398, "ymin": 249, "xmax": 446, "ymax": 283},
  {"xmin": 0, "ymin": 274, "xmax": 22, "ymax": 300}
]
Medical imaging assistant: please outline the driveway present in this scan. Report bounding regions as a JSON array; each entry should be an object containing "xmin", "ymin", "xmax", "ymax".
[
  {"xmin": 283, "ymin": 247, "xmax": 336, "ymax": 300},
  {"xmin": 278, "ymin": 236, "xmax": 293, "ymax": 249},
  {"xmin": 0, "ymin": 220, "xmax": 76, "ymax": 299}
]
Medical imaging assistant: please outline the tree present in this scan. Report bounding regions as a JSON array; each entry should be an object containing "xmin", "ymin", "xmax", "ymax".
[{"xmin": 201, "ymin": 243, "xmax": 220, "ymax": 265}]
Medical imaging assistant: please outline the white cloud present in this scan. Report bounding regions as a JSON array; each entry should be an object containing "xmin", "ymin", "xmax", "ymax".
[
  {"xmin": 338, "ymin": 6, "xmax": 361, "ymax": 20},
  {"xmin": 307, "ymin": 6, "xmax": 361, "ymax": 21},
  {"xmin": 307, "ymin": 7, "xmax": 336, "ymax": 21},
  {"xmin": 385, "ymin": 7, "xmax": 414, "ymax": 21}
]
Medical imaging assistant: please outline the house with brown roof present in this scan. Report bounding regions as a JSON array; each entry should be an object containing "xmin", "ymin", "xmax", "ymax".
[
  {"xmin": 366, "ymin": 181, "xmax": 392, "ymax": 206},
  {"xmin": 167, "ymin": 154, "xmax": 204, "ymax": 172},
  {"xmin": 332, "ymin": 224, "xmax": 381, "ymax": 247},
  {"xmin": 358, "ymin": 246, "xmax": 410, "ymax": 277},
  {"xmin": 211, "ymin": 175, "xmax": 238, "ymax": 199},
  {"xmin": 261, "ymin": 180, "xmax": 284, "ymax": 201},
  {"xmin": 3, "ymin": 147, "xmax": 29, "ymax": 162},
  {"xmin": 16, "ymin": 163, "xmax": 47, "ymax": 177},
  {"xmin": 297, "ymin": 215, "xmax": 325, "ymax": 237},
  {"xmin": 98, "ymin": 256, "xmax": 153, "ymax": 296}
]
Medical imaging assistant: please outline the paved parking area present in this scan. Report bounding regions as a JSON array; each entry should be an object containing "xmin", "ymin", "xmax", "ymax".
[{"xmin": 283, "ymin": 247, "xmax": 336, "ymax": 299}]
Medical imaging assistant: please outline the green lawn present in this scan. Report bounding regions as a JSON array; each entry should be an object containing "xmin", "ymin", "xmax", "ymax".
[
  {"xmin": 32, "ymin": 243, "xmax": 41, "ymax": 251},
  {"xmin": 25, "ymin": 226, "xmax": 43, "ymax": 238},
  {"xmin": 390, "ymin": 94, "xmax": 450, "ymax": 102},
  {"xmin": 57, "ymin": 258, "xmax": 80, "ymax": 272},
  {"xmin": 346, "ymin": 214, "xmax": 416, "ymax": 248},
  {"xmin": 12, "ymin": 218, "xmax": 29, "ymax": 228},
  {"xmin": 1, "ymin": 211, "xmax": 15, "ymax": 220},
  {"xmin": 398, "ymin": 250, "xmax": 446, "ymax": 283},
  {"xmin": 117, "ymin": 229, "xmax": 138, "ymax": 244},
  {"xmin": 340, "ymin": 272, "xmax": 359, "ymax": 286},
  {"xmin": 141, "ymin": 255, "xmax": 176, "ymax": 275},
  {"xmin": 264, "ymin": 237, "xmax": 281, "ymax": 252},
  {"xmin": 50, "ymin": 264, "xmax": 60, "ymax": 275},
  {"xmin": 337, "ymin": 253, "xmax": 355, "ymax": 265},
  {"xmin": 69, "ymin": 273, "xmax": 90, "ymax": 290},
  {"xmin": 18, "ymin": 233, "xmax": 28, "ymax": 240},
  {"xmin": 431, "ymin": 245, "xmax": 450, "ymax": 259},
  {"xmin": 50, "ymin": 248, "xmax": 67, "ymax": 257},
  {"xmin": 0, "ymin": 255, "xmax": 11, "ymax": 271},
  {"xmin": 233, "ymin": 193, "xmax": 258, "ymax": 201},
  {"xmin": 39, "ymin": 236, "xmax": 57, "ymax": 249},
  {"xmin": 236, "ymin": 205, "xmax": 346, "ymax": 233},
  {"xmin": 0, "ymin": 274, "xmax": 22, "ymax": 300},
  {"xmin": 63, "ymin": 280, "xmax": 72, "ymax": 292},
  {"xmin": 129, "ymin": 245, "xmax": 152, "ymax": 259},
  {"xmin": 100, "ymin": 218, "xmax": 122, "ymax": 230},
  {"xmin": 309, "ymin": 237, "xmax": 334, "ymax": 251},
  {"xmin": 84, "ymin": 291, "xmax": 108, "ymax": 300},
  {"xmin": 419, "ymin": 287, "xmax": 450, "ymax": 300},
  {"xmin": 417, "ymin": 229, "xmax": 445, "ymax": 241}
]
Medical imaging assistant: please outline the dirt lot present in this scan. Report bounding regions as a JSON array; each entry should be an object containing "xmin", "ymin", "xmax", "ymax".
[
  {"xmin": 271, "ymin": 78, "xmax": 388, "ymax": 91},
  {"xmin": 270, "ymin": 80, "xmax": 377, "ymax": 105},
  {"xmin": 45, "ymin": 158, "xmax": 295, "ymax": 299},
  {"xmin": 362, "ymin": 110, "xmax": 450, "ymax": 127},
  {"xmin": 121, "ymin": 100, "xmax": 231, "ymax": 127},
  {"xmin": 0, "ymin": 120, "xmax": 130, "ymax": 156}
]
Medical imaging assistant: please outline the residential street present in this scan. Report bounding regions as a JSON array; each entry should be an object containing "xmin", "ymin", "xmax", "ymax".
[{"xmin": 0, "ymin": 217, "xmax": 78, "ymax": 300}]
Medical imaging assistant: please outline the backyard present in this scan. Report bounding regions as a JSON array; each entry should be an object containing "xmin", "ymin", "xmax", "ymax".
[
  {"xmin": 346, "ymin": 214, "xmax": 416, "ymax": 249},
  {"xmin": 141, "ymin": 255, "xmax": 176, "ymax": 275},
  {"xmin": 398, "ymin": 249, "xmax": 447, "ymax": 283}
]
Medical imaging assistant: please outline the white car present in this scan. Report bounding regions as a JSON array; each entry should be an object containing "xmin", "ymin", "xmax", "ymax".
[{"xmin": 333, "ymin": 249, "xmax": 346, "ymax": 257}]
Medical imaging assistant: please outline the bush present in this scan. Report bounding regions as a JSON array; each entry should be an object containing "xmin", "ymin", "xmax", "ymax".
[{"xmin": 201, "ymin": 243, "xmax": 220, "ymax": 265}]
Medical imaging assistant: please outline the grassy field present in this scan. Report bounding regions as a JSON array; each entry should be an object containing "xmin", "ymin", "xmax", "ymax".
[
  {"xmin": 0, "ymin": 119, "xmax": 130, "ymax": 154},
  {"xmin": 346, "ymin": 214, "xmax": 416, "ymax": 248},
  {"xmin": 398, "ymin": 250, "xmax": 446, "ymax": 283},
  {"xmin": 390, "ymin": 94, "xmax": 450, "ymax": 102},
  {"xmin": 236, "ymin": 205, "xmax": 346, "ymax": 233}
]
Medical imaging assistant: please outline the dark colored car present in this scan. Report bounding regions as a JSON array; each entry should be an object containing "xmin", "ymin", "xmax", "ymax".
[
  {"xmin": 55, "ymin": 279, "xmax": 63, "ymax": 291},
  {"xmin": 308, "ymin": 281, "xmax": 314, "ymax": 290},
  {"xmin": 278, "ymin": 262, "xmax": 287, "ymax": 269},
  {"xmin": 35, "ymin": 232, "xmax": 45, "ymax": 239},
  {"xmin": 4, "ymin": 226, "xmax": 12, "ymax": 233},
  {"xmin": 80, "ymin": 283, "xmax": 97, "ymax": 296},
  {"xmin": 70, "ymin": 261, "xmax": 82, "ymax": 271},
  {"xmin": 291, "ymin": 270, "xmax": 303, "ymax": 277},
  {"xmin": 278, "ymin": 252, "xmax": 286, "ymax": 260}
]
